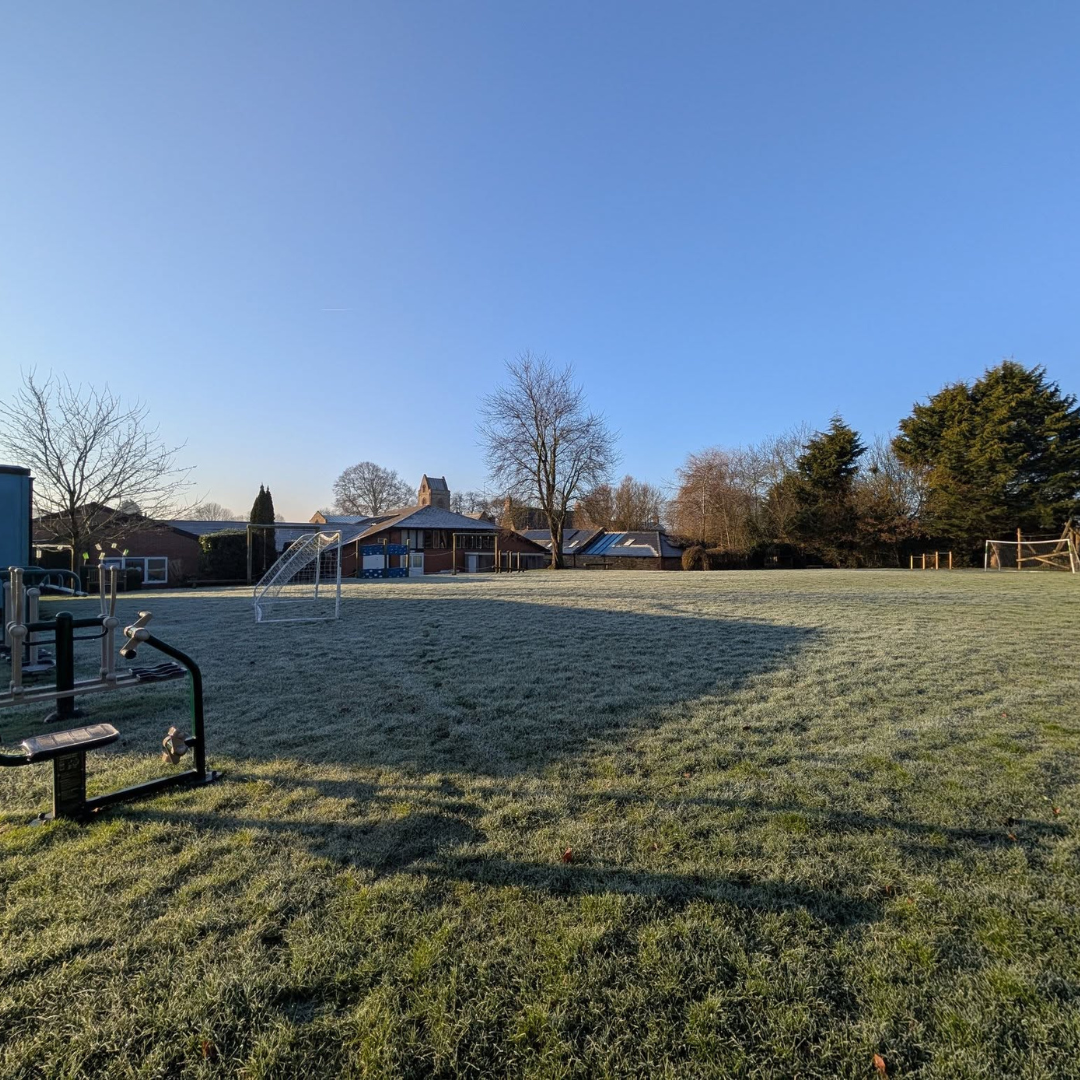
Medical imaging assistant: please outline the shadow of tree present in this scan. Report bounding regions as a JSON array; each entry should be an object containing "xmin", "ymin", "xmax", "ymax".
[
  {"xmin": 191, "ymin": 595, "xmax": 820, "ymax": 776},
  {"xmin": 126, "ymin": 799, "xmax": 882, "ymax": 926}
]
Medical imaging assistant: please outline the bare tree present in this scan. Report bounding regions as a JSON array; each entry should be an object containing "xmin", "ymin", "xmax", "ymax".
[
  {"xmin": 481, "ymin": 352, "xmax": 617, "ymax": 568},
  {"xmin": 332, "ymin": 461, "xmax": 413, "ymax": 516},
  {"xmin": 668, "ymin": 425, "xmax": 812, "ymax": 551},
  {"xmin": 853, "ymin": 436, "xmax": 927, "ymax": 565},
  {"xmin": 0, "ymin": 372, "xmax": 193, "ymax": 572},
  {"xmin": 450, "ymin": 489, "xmax": 503, "ymax": 519},
  {"xmin": 578, "ymin": 475, "xmax": 665, "ymax": 531},
  {"xmin": 188, "ymin": 500, "xmax": 242, "ymax": 521}
]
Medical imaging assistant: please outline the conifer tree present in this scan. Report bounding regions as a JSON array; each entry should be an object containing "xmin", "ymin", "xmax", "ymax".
[
  {"xmin": 894, "ymin": 361, "xmax": 1080, "ymax": 553},
  {"xmin": 779, "ymin": 416, "xmax": 866, "ymax": 565},
  {"xmin": 249, "ymin": 485, "xmax": 276, "ymax": 575}
]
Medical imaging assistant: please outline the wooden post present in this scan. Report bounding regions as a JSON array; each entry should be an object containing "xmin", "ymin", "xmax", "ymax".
[
  {"xmin": 935, "ymin": 551, "xmax": 939, "ymax": 571},
  {"xmin": 452, "ymin": 533, "xmax": 457, "ymax": 575},
  {"xmin": 921, "ymin": 553, "xmax": 926, "ymax": 570},
  {"xmin": 909, "ymin": 555, "xmax": 914, "ymax": 570},
  {"xmin": 1017, "ymin": 527, "xmax": 1023, "ymax": 571},
  {"xmin": 948, "ymin": 551, "xmax": 953, "ymax": 570}
]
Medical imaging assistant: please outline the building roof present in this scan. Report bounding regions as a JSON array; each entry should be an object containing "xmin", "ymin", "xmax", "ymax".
[
  {"xmin": 169, "ymin": 519, "xmax": 371, "ymax": 548},
  {"xmin": 521, "ymin": 527, "xmax": 603, "ymax": 555},
  {"xmin": 168, "ymin": 520, "xmax": 247, "ymax": 538},
  {"xmin": 583, "ymin": 531, "xmax": 685, "ymax": 559},
  {"xmin": 315, "ymin": 514, "xmax": 371, "ymax": 525},
  {"xmin": 359, "ymin": 504, "xmax": 499, "ymax": 539},
  {"xmin": 421, "ymin": 475, "xmax": 449, "ymax": 491}
]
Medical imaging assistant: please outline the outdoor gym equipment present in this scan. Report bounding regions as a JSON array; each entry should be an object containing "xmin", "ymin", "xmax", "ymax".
[
  {"xmin": 1, "ymin": 567, "xmax": 84, "ymax": 671},
  {"xmin": 1, "ymin": 565, "xmax": 220, "ymax": 820}
]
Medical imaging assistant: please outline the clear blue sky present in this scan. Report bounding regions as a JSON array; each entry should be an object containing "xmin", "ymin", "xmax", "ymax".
[{"xmin": 2, "ymin": 2, "xmax": 1078, "ymax": 519}]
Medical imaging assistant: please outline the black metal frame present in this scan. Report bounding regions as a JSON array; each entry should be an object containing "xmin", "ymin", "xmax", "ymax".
[{"xmin": 1, "ymin": 615, "xmax": 220, "ymax": 819}]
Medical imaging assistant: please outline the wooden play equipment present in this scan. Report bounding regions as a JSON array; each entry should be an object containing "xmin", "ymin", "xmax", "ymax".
[
  {"xmin": 1, "ymin": 565, "xmax": 219, "ymax": 820},
  {"xmin": 984, "ymin": 525, "xmax": 1078, "ymax": 574},
  {"xmin": 909, "ymin": 551, "xmax": 953, "ymax": 570}
]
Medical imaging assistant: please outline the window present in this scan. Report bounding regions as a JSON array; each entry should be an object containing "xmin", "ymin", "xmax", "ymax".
[{"xmin": 100, "ymin": 556, "xmax": 169, "ymax": 585}]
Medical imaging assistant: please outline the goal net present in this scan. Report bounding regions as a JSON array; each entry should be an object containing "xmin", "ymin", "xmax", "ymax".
[
  {"xmin": 254, "ymin": 531, "xmax": 342, "ymax": 622},
  {"xmin": 984, "ymin": 538, "xmax": 1078, "ymax": 574}
]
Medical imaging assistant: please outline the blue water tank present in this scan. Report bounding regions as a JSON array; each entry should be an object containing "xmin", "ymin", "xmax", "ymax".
[{"xmin": 0, "ymin": 465, "xmax": 32, "ymax": 569}]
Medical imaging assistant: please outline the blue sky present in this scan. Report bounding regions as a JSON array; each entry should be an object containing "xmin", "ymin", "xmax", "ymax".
[{"xmin": 2, "ymin": 2, "xmax": 1078, "ymax": 519}]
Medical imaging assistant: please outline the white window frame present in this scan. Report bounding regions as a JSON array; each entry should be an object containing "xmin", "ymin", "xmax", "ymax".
[{"xmin": 101, "ymin": 555, "xmax": 169, "ymax": 585}]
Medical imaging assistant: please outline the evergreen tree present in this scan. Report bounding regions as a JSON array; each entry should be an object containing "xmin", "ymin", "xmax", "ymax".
[
  {"xmin": 249, "ymin": 485, "xmax": 276, "ymax": 575},
  {"xmin": 894, "ymin": 361, "xmax": 1080, "ymax": 554},
  {"xmin": 780, "ymin": 416, "xmax": 866, "ymax": 565}
]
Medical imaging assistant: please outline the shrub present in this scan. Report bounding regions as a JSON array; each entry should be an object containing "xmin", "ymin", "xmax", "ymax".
[
  {"xmin": 704, "ymin": 548, "xmax": 750, "ymax": 570},
  {"xmin": 198, "ymin": 530, "xmax": 248, "ymax": 580},
  {"xmin": 681, "ymin": 545, "xmax": 708, "ymax": 571}
]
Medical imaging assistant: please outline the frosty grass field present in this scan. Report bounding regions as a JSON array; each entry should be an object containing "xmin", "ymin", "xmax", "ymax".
[{"xmin": 1, "ymin": 569, "xmax": 1079, "ymax": 1078}]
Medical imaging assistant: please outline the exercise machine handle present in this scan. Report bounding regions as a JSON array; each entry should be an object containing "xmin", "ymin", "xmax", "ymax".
[{"xmin": 120, "ymin": 611, "xmax": 154, "ymax": 659}]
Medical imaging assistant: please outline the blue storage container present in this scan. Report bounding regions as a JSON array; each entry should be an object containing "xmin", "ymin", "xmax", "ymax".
[{"xmin": 0, "ymin": 465, "xmax": 32, "ymax": 569}]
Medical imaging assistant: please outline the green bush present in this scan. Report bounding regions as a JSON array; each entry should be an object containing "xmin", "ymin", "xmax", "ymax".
[{"xmin": 198, "ymin": 531, "xmax": 248, "ymax": 580}]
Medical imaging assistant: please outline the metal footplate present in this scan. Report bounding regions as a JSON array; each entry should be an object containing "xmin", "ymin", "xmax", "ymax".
[
  {"xmin": 20, "ymin": 723, "xmax": 120, "ymax": 763},
  {"xmin": 129, "ymin": 663, "xmax": 186, "ymax": 682}
]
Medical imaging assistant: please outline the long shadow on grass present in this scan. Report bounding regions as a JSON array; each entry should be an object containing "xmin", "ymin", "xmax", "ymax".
[
  {"xmin": 127, "ymin": 802, "xmax": 879, "ymax": 926},
  {"xmin": 214, "ymin": 596, "xmax": 818, "ymax": 777}
]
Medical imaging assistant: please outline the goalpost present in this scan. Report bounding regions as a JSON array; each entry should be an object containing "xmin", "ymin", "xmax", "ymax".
[
  {"xmin": 253, "ymin": 531, "xmax": 343, "ymax": 623},
  {"xmin": 984, "ymin": 537, "xmax": 1078, "ymax": 574}
]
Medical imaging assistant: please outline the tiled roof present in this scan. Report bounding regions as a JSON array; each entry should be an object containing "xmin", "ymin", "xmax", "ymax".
[
  {"xmin": 421, "ymin": 475, "xmax": 449, "ymax": 492},
  {"xmin": 582, "ymin": 531, "xmax": 686, "ymax": 558},
  {"xmin": 359, "ymin": 504, "xmax": 499, "ymax": 538},
  {"xmin": 521, "ymin": 528, "xmax": 603, "ymax": 554}
]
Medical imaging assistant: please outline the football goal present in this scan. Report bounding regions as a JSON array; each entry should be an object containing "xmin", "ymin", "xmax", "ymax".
[
  {"xmin": 254, "ymin": 531, "xmax": 342, "ymax": 623},
  {"xmin": 984, "ymin": 537, "xmax": 1078, "ymax": 574}
]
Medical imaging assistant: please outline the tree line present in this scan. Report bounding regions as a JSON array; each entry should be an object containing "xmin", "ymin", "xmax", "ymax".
[
  {"xmin": 668, "ymin": 361, "xmax": 1080, "ymax": 567},
  {"xmin": 4, "ymin": 356, "xmax": 1077, "ymax": 573},
  {"xmin": 329, "ymin": 357, "xmax": 1080, "ymax": 568}
]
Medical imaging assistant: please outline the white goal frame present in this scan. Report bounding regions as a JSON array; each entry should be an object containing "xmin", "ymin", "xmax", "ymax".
[
  {"xmin": 254, "ymin": 531, "xmax": 343, "ymax": 622},
  {"xmin": 984, "ymin": 537, "xmax": 1078, "ymax": 574}
]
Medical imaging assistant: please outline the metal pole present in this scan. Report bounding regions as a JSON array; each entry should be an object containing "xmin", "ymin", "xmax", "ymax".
[
  {"xmin": 27, "ymin": 588, "xmax": 40, "ymax": 668},
  {"xmin": 45, "ymin": 612, "xmax": 85, "ymax": 724}
]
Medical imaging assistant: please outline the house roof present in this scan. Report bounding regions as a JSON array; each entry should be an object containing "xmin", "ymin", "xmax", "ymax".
[
  {"xmin": 583, "ymin": 531, "xmax": 685, "ymax": 558},
  {"xmin": 521, "ymin": 528, "xmax": 603, "ymax": 555},
  {"xmin": 358, "ymin": 504, "xmax": 499, "ymax": 539},
  {"xmin": 421, "ymin": 475, "xmax": 449, "ymax": 491}
]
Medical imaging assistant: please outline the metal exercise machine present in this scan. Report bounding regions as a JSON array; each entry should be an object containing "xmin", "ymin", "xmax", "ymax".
[{"xmin": 1, "ymin": 566, "xmax": 220, "ymax": 820}]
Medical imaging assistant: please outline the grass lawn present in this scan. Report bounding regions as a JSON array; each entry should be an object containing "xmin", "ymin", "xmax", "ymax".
[{"xmin": 2, "ymin": 569, "xmax": 1079, "ymax": 1078}]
